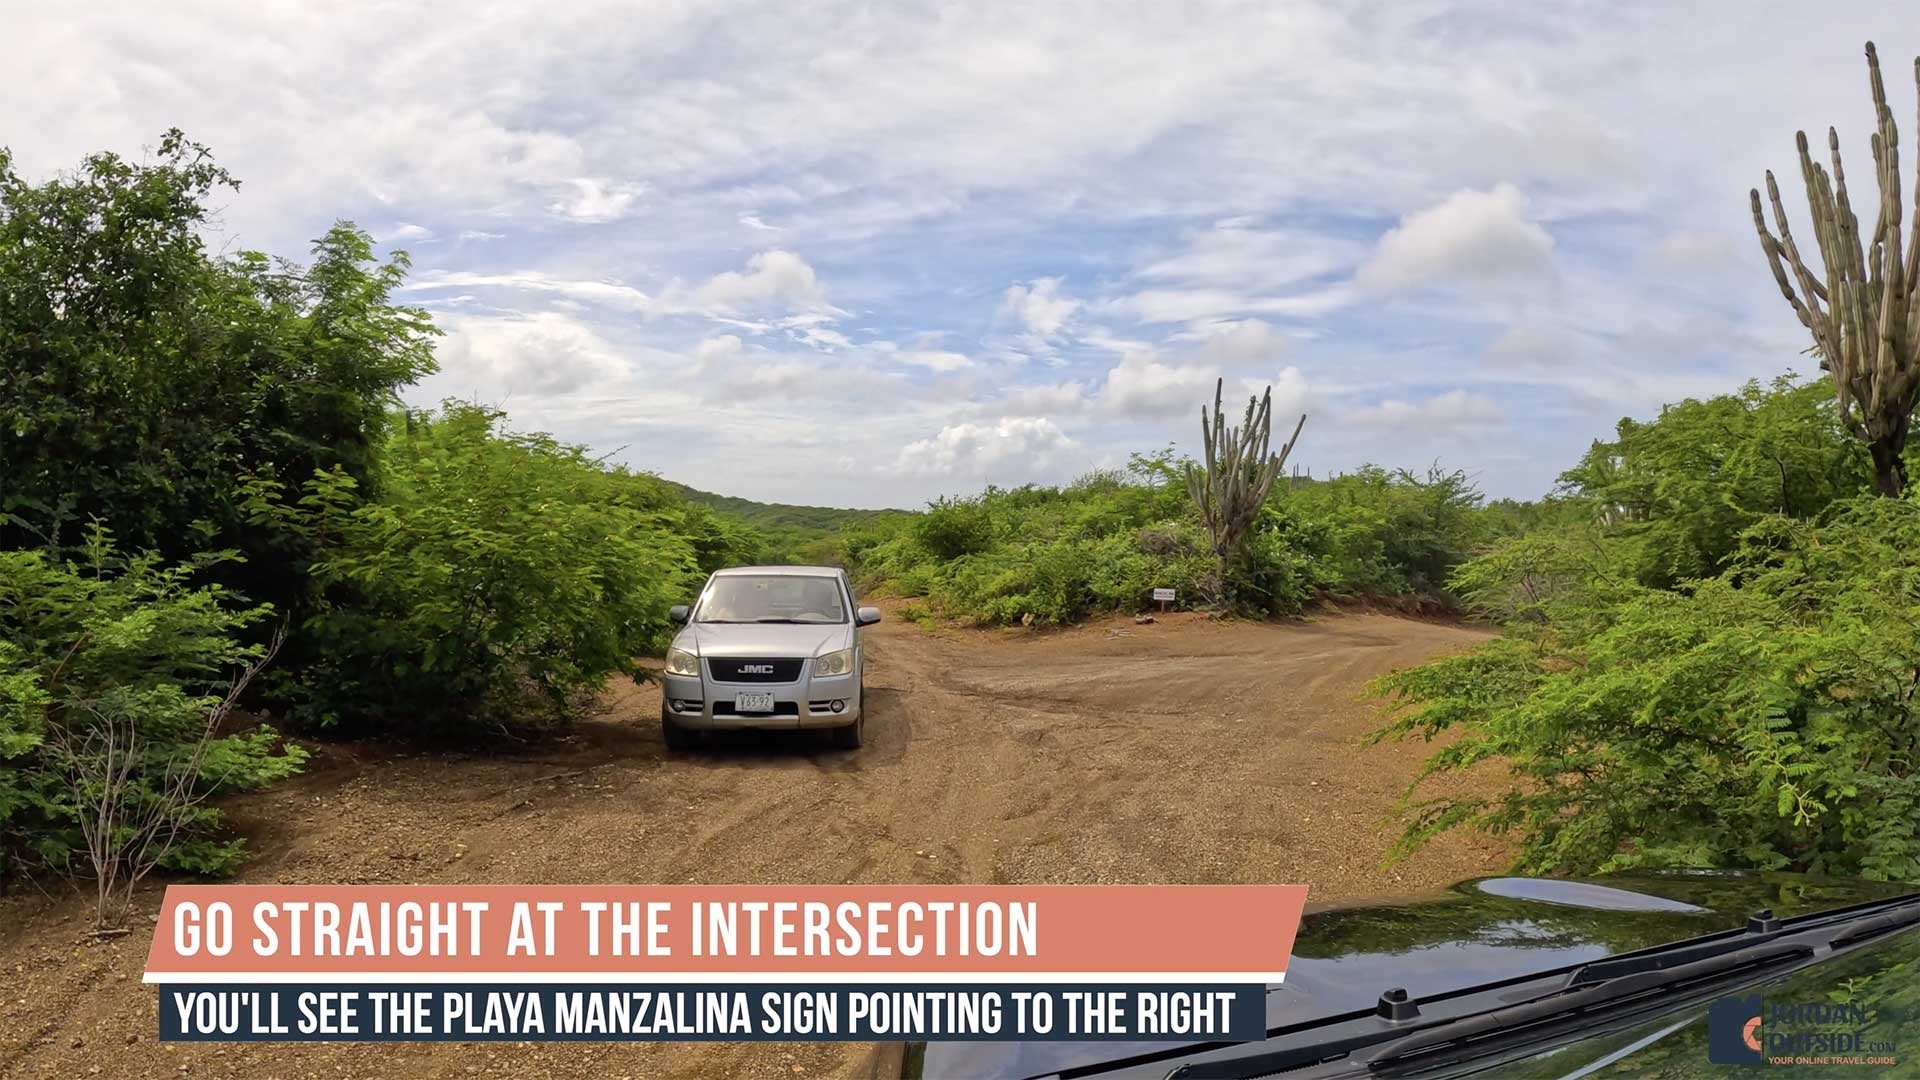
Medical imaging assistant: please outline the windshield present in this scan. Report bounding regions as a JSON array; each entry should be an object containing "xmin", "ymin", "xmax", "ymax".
[{"xmin": 695, "ymin": 575, "xmax": 847, "ymax": 624}]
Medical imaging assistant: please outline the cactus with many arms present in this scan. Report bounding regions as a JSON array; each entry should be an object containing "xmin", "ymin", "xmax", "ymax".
[
  {"xmin": 1184, "ymin": 378, "xmax": 1306, "ymax": 577},
  {"xmin": 1750, "ymin": 41, "xmax": 1920, "ymax": 496}
]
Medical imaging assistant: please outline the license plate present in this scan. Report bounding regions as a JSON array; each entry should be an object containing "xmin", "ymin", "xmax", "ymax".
[{"xmin": 734, "ymin": 691, "xmax": 776, "ymax": 713}]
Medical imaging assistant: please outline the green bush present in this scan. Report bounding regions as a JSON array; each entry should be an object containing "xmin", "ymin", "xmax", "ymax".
[
  {"xmin": 268, "ymin": 405, "xmax": 703, "ymax": 735},
  {"xmin": 836, "ymin": 458, "xmax": 1492, "ymax": 625},
  {"xmin": 1557, "ymin": 377, "xmax": 1870, "ymax": 588},
  {"xmin": 0, "ymin": 529, "xmax": 305, "ymax": 897},
  {"xmin": 913, "ymin": 496, "xmax": 998, "ymax": 560},
  {"xmin": 0, "ymin": 133, "xmax": 438, "ymax": 627},
  {"xmin": 1376, "ymin": 496, "xmax": 1920, "ymax": 881},
  {"xmin": 1272, "ymin": 465, "xmax": 1486, "ymax": 600}
]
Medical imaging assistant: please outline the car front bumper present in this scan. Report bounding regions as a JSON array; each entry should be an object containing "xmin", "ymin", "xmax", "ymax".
[{"xmin": 660, "ymin": 670, "xmax": 860, "ymax": 730}]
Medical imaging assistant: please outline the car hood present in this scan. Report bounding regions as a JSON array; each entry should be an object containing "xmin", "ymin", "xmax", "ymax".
[
  {"xmin": 920, "ymin": 870, "xmax": 1920, "ymax": 1080},
  {"xmin": 674, "ymin": 621, "xmax": 851, "ymax": 658}
]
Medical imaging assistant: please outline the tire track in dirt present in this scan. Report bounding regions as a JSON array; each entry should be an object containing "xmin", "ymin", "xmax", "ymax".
[{"xmin": 0, "ymin": 606, "xmax": 1509, "ymax": 1079}]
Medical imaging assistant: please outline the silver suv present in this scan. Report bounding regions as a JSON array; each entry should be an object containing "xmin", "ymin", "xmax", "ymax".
[{"xmin": 660, "ymin": 566, "xmax": 880, "ymax": 751}]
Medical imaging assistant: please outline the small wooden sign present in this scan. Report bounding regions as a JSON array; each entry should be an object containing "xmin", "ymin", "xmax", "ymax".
[{"xmin": 1152, "ymin": 587, "xmax": 1176, "ymax": 603}]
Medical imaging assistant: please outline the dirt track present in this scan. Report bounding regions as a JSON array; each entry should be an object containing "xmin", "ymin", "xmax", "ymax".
[{"xmin": 0, "ymin": 607, "xmax": 1506, "ymax": 1079}]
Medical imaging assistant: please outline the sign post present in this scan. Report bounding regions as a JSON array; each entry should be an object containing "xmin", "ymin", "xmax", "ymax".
[{"xmin": 1151, "ymin": 587, "xmax": 1176, "ymax": 613}]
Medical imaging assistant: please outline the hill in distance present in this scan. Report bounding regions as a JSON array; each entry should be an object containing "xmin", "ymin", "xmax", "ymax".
[
  {"xmin": 665, "ymin": 481, "xmax": 912, "ymax": 531},
  {"xmin": 664, "ymin": 481, "xmax": 916, "ymax": 564}
]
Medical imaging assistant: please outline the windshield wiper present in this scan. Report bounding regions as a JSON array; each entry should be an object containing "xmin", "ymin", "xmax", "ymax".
[{"xmin": 1166, "ymin": 892, "xmax": 1920, "ymax": 1079}]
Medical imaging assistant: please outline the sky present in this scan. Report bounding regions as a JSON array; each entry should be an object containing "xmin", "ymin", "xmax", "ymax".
[{"xmin": 6, "ymin": 2, "xmax": 1916, "ymax": 508}]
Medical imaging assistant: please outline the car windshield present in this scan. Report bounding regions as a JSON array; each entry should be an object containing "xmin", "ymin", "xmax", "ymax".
[{"xmin": 696, "ymin": 575, "xmax": 847, "ymax": 624}]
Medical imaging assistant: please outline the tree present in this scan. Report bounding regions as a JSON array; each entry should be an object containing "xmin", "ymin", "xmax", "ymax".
[
  {"xmin": 270, "ymin": 404, "xmax": 702, "ymax": 734},
  {"xmin": 1556, "ymin": 378, "xmax": 1869, "ymax": 587},
  {"xmin": 0, "ymin": 131, "xmax": 438, "ymax": 618},
  {"xmin": 1749, "ymin": 42, "xmax": 1920, "ymax": 496},
  {"xmin": 1184, "ymin": 378, "xmax": 1306, "ymax": 601}
]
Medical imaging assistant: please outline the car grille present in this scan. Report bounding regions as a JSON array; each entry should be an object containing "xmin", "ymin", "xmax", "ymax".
[{"xmin": 706, "ymin": 657, "xmax": 805, "ymax": 683}]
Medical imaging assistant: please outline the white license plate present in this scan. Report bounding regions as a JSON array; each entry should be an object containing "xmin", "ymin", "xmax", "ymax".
[{"xmin": 734, "ymin": 691, "xmax": 776, "ymax": 713}]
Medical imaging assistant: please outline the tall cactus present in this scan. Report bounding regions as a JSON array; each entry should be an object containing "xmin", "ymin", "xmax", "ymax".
[
  {"xmin": 1750, "ymin": 41, "xmax": 1920, "ymax": 496},
  {"xmin": 1184, "ymin": 378, "xmax": 1306, "ymax": 576}
]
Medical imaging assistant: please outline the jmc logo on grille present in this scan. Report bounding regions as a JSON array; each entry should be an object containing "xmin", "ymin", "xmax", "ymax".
[{"xmin": 741, "ymin": 664, "xmax": 775, "ymax": 674}]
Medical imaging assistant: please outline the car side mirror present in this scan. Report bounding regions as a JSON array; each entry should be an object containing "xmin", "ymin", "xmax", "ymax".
[
  {"xmin": 669, "ymin": 605, "xmax": 690, "ymax": 624},
  {"xmin": 856, "ymin": 607, "xmax": 882, "ymax": 627}
]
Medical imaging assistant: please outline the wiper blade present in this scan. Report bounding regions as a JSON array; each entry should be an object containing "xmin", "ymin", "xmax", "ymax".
[
  {"xmin": 1166, "ymin": 892, "xmax": 1920, "ymax": 1080},
  {"xmin": 1355, "ymin": 938, "xmax": 1816, "ymax": 1074}
]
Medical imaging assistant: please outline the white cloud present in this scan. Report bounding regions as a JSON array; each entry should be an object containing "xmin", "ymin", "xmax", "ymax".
[
  {"xmin": 1098, "ymin": 352, "xmax": 1222, "ymax": 420},
  {"xmin": 676, "ymin": 249, "xmax": 831, "ymax": 314},
  {"xmin": 894, "ymin": 417, "xmax": 1074, "ymax": 477},
  {"xmin": 1111, "ymin": 286, "xmax": 1354, "ymax": 325},
  {"xmin": 1260, "ymin": 365, "xmax": 1313, "ymax": 425},
  {"xmin": 550, "ymin": 178, "xmax": 644, "ymax": 223},
  {"xmin": 1649, "ymin": 229, "xmax": 1740, "ymax": 273},
  {"xmin": 1487, "ymin": 322, "xmax": 1589, "ymax": 368},
  {"xmin": 383, "ymin": 223, "xmax": 434, "ymax": 243},
  {"xmin": 406, "ymin": 251, "xmax": 840, "ymax": 326},
  {"xmin": 406, "ymin": 271, "xmax": 653, "ymax": 311},
  {"xmin": 895, "ymin": 349, "xmax": 972, "ymax": 371},
  {"xmin": 694, "ymin": 334, "xmax": 744, "ymax": 367},
  {"xmin": 684, "ymin": 338, "xmax": 909, "ymax": 405},
  {"xmin": 1356, "ymin": 184, "xmax": 1555, "ymax": 293},
  {"xmin": 1188, "ymin": 319, "xmax": 1290, "ymax": 367},
  {"xmin": 1343, "ymin": 390, "xmax": 1504, "ymax": 432},
  {"xmin": 430, "ymin": 312, "xmax": 629, "ymax": 396},
  {"xmin": 997, "ymin": 277, "xmax": 1080, "ymax": 338},
  {"xmin": 1612, "ymin": 312, "xmax": 1767, "ymax": 366},
  {"xmin": 1138, "ymin": 221, "xmax": 1362, "ymax": 289},
  {"xmin": 13, "ymin": 1, "xmax": 1913, "ymax": 505},
  {"xmin": 997, "ymin": 379, "xmax": 1090, "ymax": 417},
  {"xmin": 866, "ymin": 335, "xmax": 973, "ymax": 371}
]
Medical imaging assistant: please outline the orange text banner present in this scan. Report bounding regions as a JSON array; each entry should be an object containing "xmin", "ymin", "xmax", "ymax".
[{"xmin": 143, "ymin": 885, "xmax": 1308, "ymax": 981}]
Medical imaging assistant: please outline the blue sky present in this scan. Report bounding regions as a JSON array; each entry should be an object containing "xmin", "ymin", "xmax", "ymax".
[{"xmin": 9, "ymin": 2, "xmax": 1915, "ymax": 507}]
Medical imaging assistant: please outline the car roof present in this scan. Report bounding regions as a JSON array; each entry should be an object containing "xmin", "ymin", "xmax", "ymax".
[{"xmin": 710, "ymin": 565, "xmax": 843, "ymax": 577}]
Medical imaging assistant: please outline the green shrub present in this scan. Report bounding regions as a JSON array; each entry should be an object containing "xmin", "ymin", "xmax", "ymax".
[
  {"xmin": 0, "ymin": 529, "xmax": 305, "ymax": 903},
  {"xmin": 1375, "ymin": 496, "xmax": 1920, "ymax": 881},
  {"xmin": 914, "ymin": 496, "xmax": 998, "ymax": 560},
  {"xmin": 836, "ymin": 457, "xmax": 1490, "ymax": 624},
  {"xmin": 1275, "ymin": 466, "xmax": 1485, "ymax": 600},
  {"xmin": 1557, "ymin": 377, "xmax": 1870, "ymax": 588},
  {"xmin": 275, "ymin": 405, "xmax": 702, "ymax": 735},
  {"xmin": 0, "ymin": 133, "xmax": 438, "ymax": 628}
]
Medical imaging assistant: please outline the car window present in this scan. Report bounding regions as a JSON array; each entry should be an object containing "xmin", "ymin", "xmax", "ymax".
[{"xmin": 696, "ymin": 575, "xmax": 848, "ymax": 624}]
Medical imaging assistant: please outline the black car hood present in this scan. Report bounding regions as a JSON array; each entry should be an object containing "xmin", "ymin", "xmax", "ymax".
[{"xmin": 919, "ymin": 871, "xmax": 1920, "ymax": 1080}]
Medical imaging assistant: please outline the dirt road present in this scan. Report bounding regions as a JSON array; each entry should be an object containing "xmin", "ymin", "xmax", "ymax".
[{"xmin": 0, "ymin": 607, "xmax": 1506, "ymax": 1079}]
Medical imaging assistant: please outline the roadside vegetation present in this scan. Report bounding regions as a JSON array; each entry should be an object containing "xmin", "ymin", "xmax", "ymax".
[
  {"xmin": 1376, "ymin": 41, "xmax": 1920, "ymax": 884},
  {"xmin": 0, "ymin": 135, "xmax": 763, "ymax": 914},
  {"xmin": 833, "ymin": 456, "xmax": 1493, "ymax": 627},
  {"xmin": 1375, "ymin": 378, "xmax": 1920, "ymax": 881},
  {"xmin": 7, "ymin": 60, "xmax": 1920, "ymax": 927}
]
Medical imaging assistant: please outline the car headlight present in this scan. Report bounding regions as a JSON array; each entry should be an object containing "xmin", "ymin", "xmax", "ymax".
[
  {"xmin": 665, "ymin": 647, "xmax": 700, "ymax": 677},
  {"xmin": 813, "ymin": 647, "xmax": 853, "ymax": 677}
]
